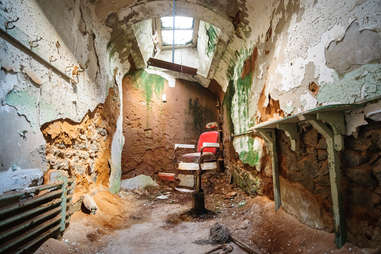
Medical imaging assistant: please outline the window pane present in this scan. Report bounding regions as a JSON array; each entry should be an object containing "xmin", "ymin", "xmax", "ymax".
[
  {"xmin": 162, "ymin": 29, "xmax": 193, "ymax": 45},
  {"xmin": 161, "ymin": 17, "xmax": 173, "ymax": 29},
  {"xmin": 161, "ymin": 16, "xmax": 193, "ymax": 29},
  {"xmin": 175, "ymin": 16, "xmax": 193, "ymax": 29}
]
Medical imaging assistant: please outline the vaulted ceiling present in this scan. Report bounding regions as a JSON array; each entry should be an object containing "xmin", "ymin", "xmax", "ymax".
[{"xmin": 92, "ymin": 0, "xmax": 243, "ymax": 88}]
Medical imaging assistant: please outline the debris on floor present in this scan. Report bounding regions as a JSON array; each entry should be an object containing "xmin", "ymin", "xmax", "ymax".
[
  {"xmin": 83, "ymin": 193, "xmax": 98, "ymax": 214},
  {"xmin": 209, "ymin": 223, "xmax": 231, "ymax": 244},
  {"xmin": 156, "ymin": 194, "xmax": 169, "ymax": 200},
  {"xmin": 35, "ymin": 238, "xmax": 71, "ymax": 254},
  {"xmin": 208, "ymin": 223, "xmax": 261, "ymax": 254},
  {"xmin": 37, "ymin": 173, "xmax": 378, "ymax": 254},
  {"xmin": 120, "ymin": 174, "xmax": 158, "ymax": 190},
  {"xmin": 205, "ymin": 244, "xmax": 234, "ymax": 254}
]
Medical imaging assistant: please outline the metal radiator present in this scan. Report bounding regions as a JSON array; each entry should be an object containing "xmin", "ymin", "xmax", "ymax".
[{"xmin": 0, "ymin": 176, "xmax": 74, "ymax": 253}]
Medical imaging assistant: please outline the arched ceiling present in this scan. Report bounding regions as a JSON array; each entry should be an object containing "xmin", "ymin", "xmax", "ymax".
[{"xmin": 92, "ymin": 0, "xmax": 244, "ymax": 89}]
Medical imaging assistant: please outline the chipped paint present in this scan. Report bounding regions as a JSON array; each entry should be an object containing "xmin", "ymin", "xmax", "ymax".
[
  {"xmin": 0, "ymin": 0, "xmax": 126, "ymax": 195},
  {"xmin": 317, "ymin": 64, "xmax": 381, "ymax": 105}
]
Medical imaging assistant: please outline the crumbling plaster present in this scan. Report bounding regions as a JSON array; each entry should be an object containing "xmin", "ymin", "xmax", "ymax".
[
  {"xmin": 0, "ymin": 0, "xmax": 127, "ymax": 193},
  {"xmin": 219, "ymin": 0, "xmax": 381, "ymax": 162},
  {"xmin": 132, "ymin": 19, "xmax": 154, "ymax": 65}
]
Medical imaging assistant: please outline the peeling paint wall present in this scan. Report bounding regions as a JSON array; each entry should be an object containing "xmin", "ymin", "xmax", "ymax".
[
  {"xmin": 132, "ymin": 19, "xmax": 154, "ymax": 65},
  {"xmin": 0, "ymin": 0, "xmax": 127, "ymax": 193},
  {"xmin": 218, "ymin": 0, "xmax": 380, "ymax": 115},
  {"xmin": 218, "ymin": 0, "xmax": 381, "ymax": 247}
]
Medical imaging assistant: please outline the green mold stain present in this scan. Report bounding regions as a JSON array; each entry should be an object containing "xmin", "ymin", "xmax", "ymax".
[
  {"xmin": 232, "ymin": 168, "xmax": 262, "ymax": 196},
  {"xmin": 236, "ymin": 72, "xmax": 252, "ymax": 134},
  {"xmin": 238, "ymin": 137, "xmax": 259, "ymax": 167},
  {"xmin": 223, "ymin": 79, "xmax": 235, "ymax": 133},
  {"xmin": 224, "ymin": 45, "xmax": 254, "ymax": 135},
  {"xmin": 223, "ymin": 45, "xmax": 259, "ymax": 166},
  {"xmin": 205, "ymin": 24, "xmax": 218, "ymax": 57},
  {"xmin": 226, "ymin": 46, "xmax": 254, "ymax": 81},
  {"xmin": 131, "ymin": 70, "xmax": 165, "ymax": 107}
]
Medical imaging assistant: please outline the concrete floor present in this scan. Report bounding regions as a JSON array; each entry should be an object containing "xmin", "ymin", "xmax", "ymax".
[{"xmin": 101, "ymin": 203, "xmax": 245, "ymax": 254}]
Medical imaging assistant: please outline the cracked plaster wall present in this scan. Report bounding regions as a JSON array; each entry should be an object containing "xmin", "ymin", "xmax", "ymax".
[
  {"xmin": 0, "ymin": 0, "xmax": 127, "ymax": 193},
  {"xmin": 220, "ymin": 0, "xmax": 381, "ymax": 173}
]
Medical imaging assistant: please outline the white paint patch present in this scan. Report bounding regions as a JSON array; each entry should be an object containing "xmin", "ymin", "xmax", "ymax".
[
  {"xmin": 270, "ymin": 19, "xmax": 345, "ymax": 94},
  {"xmin": 277, "ymin": 57, "xmax": 308, "ymax": 92},
  {"xmin": 300, "ymin": 92, "xmax": 317, "ymax": 112},
  {"xmin": 0, "ymin": 167, "xmax": 43, "ymax": 194},
  {"xmin": 120, "ymin": 175, "xmax": 158, "ymax": 190},
  {"xmin": 233, "ymin": 136, "xmax": 249, "ymax": 154},
  {"xmin": 305, "ymin": 24, "xmax": 345, "ymax": 84}
]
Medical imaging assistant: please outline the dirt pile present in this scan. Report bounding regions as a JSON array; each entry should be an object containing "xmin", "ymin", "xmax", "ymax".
[{"xmin": 51, "ymin": 186, "xmax": 140, "ymax": 253}]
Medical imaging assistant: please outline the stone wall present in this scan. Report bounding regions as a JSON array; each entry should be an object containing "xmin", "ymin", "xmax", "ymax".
[
  {"xmin": 343, "ymin": 121, "xmax": 381, "ymax": 247},
  {"xmin": 276, "ymin": 121, "xmax": 381, "ymax": 248},
  {"xmin": 122, "ymin": 70, "xmax": 217, "ymax": 178}
]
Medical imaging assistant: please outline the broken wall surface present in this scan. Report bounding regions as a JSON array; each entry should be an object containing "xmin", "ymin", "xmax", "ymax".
[
  {"xmin": 218, "ymin": 0, "xmax": 381, "ymax": 247},
  {"xmin": 0, "ymin": 0, "xmax": 127, "ymax": 193},
  {"xmin": 41, "ymin": 88, "xmax": 120, "ymax": 194},
  {"xmin": 122, "ymin": 70, "xmax": 217, "ymax": 178}
]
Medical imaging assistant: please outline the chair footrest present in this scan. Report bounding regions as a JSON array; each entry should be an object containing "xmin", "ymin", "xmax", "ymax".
[
  {"xmin": 178, "ymin": 162, "xmax": 217, "ymax": 171},
  {"xmin": 158, "ymin": 172, "xmax": 176, "ymax": 181},
  {"xmin": 175, "ymin": 187, "xmax": 195, "ymax": 193}
]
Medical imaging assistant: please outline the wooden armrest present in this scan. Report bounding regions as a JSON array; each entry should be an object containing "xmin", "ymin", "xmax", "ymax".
[
  {"xmin": 201, "ymin": 142, "xmax": 219, "ymax": 148},
  {"xmin": 200, "ymin": 143, "xmax": 220, "ymax": 154},
  {"xmin": 174, "ymin": 144, "xmax": 195, "ymax": 150}
]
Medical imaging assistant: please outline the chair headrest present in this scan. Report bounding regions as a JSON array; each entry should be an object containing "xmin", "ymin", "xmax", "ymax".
[{"xmin": 205, "ymin": 122, "xmax": 218, "ymax": 130}]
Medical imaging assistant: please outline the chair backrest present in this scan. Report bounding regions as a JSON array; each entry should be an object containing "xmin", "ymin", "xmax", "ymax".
[{"xmin": 197, "ymin": 131, "xmax": 220, "ymax": 154}]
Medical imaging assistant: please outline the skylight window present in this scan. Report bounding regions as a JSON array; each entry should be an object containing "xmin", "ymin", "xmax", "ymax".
[{"xmin": 160, "ymin": 16, "xmax": 194, "ymax": 46}]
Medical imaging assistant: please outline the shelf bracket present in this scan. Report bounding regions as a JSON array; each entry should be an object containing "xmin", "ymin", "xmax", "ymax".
[
  {"xmin": 256, "ymin": 128, "xmax": 281, "ymax": 210},
  {"xmin": 277, "ymin": 123, "xmax": 299, "ymax": 152},
  {"xmin": 308, "ymin": 118, "xmax": 346, "ymax": 248}
]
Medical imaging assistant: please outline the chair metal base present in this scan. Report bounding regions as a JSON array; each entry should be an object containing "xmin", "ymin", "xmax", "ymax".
[{"xmin": 192, "ymin": 191, "xmax": 206, "ymax": 214}]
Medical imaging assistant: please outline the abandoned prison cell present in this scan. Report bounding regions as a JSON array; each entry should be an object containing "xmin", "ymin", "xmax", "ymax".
[{"xmin": 0, "ymin": 0, "xmax": 381, "ymax": 253}]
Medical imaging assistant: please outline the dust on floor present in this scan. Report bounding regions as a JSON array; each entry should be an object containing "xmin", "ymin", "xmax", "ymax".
[{"xmin": 37, "ymin": 173, "xmax": 380, "ymax": 254}]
